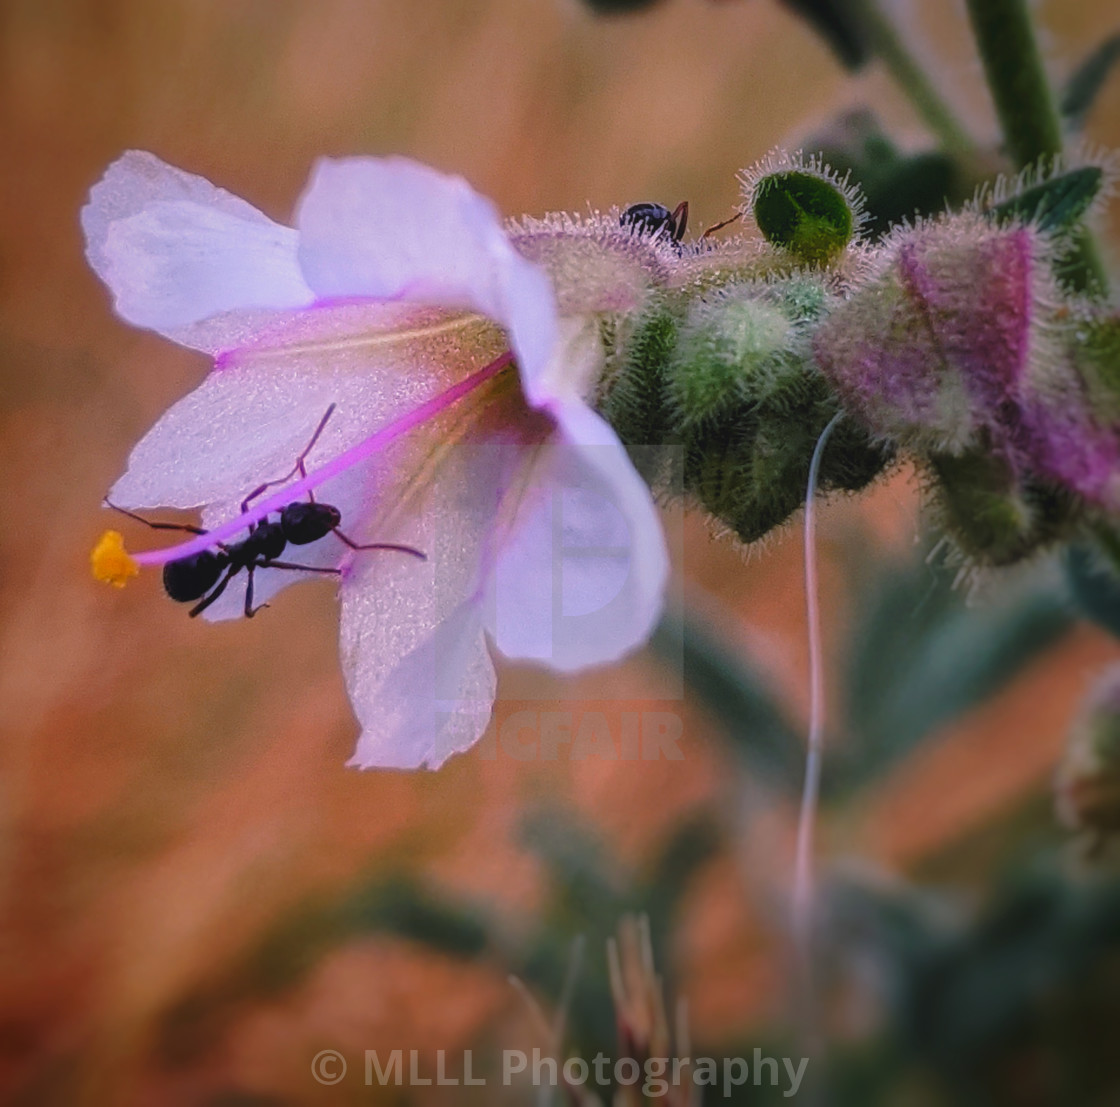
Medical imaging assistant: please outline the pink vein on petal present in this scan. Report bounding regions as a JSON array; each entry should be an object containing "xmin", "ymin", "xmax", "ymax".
[{"xmin": 131, "ymin": 350, "xmax": 514, "ymax": 567}]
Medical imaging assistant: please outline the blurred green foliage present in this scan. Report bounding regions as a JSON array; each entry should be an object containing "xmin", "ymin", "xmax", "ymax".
[
  {"xmin": 807, "ymin": 110, "xmax": 966, "ymax": 237},
  {"xmin": 1066, "ymin": 542, "xmax": 1120, "ymax": 641},
  {"xmin": 1060, "ymin": 31, "xmax": 1120, "ymax": 131},
  {"xmin": 157, "ymin": 534, "xmax": 1120, "ymax": 1105}
]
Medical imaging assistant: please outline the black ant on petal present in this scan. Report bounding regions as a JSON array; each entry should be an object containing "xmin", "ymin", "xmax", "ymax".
[
  {"xmin": 620, "ymin": 201, "xmax": 689, "ymax": 249},
  {"xmin": 107, "ymin": 403, "xmax": 425, "ymax": 619}
]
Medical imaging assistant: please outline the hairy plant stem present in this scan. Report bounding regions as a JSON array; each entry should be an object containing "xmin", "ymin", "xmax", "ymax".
[
  {"xmin": 854, "ymin": 0, "xmax": 974, "ymax": 158},
  {"xmin": 964, "ymin": 0, "xmax": 1108, "ymax": 294}
]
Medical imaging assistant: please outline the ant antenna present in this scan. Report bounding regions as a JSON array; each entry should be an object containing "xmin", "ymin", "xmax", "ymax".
[
  {"xmin": 242, "ymin": 403, "xmax": 338, "ymax": 511},
  {"xmin": 103, "ymin": 498, "xmax": 207, "ymax": 536},
  {"xmin": 702, "ymin": 211, "xmax": 742, "ymax": 238}
]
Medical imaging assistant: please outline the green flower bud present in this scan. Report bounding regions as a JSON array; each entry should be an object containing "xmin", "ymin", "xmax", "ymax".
[
  {"xmin": 682, "ymin": 382, "xmax": 890, "ymax": 544},
  {"xmin": 927, "ymin": 450, "xmax": 1079, "ymax": 567},
  {"xmin": 598, "ymin": 304, "xmax": 680, "ymax": 486},
  {"xmin": 740, "ymin": 151, "xmax": 865, "ymax": 266},
  {"xmin": 666, "ymin": 279, "xmax": 828, "ymax": 427},
  {"xmin": 599, "ymin": 278, "xmax": 891, "ymax": 547}
]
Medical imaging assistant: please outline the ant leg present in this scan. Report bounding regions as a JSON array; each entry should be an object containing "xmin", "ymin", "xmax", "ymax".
[
  {"xmin": 292, "ymin": 403, "xmax": 337, "ymax": 504},
  {"xmin": 241, "ymin": 482, "xmax": 274, "ymax": 514},
  {"xmin": 244, "ymin": 565, "xmax": 272, "ymax": 618},
  {"xmin": 241, "ymin": 403, "xmax": 338, "ymax": 511},
  {"xmin": 332, "ymin": 528, "xmax": 426, "ymax": 560},
  {"xmin": 188, "ymin": 566, "xmax": 236, "ymax": 618},
  {"xmin": 670, "ymin": 200, "xmax": 689, "ymax": 242},
  {"xmin": 104, "ymin": 499, "xmax": 208, "ymax": 536},
  {"xmin": 260, "ymin": 559, "xmax": 342, "ymax": 574}
]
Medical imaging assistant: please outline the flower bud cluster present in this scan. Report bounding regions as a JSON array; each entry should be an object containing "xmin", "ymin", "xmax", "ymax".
[
  {"xmin": 812, "ymin": 179, "xmax": 1119, "ymax": 562},
  {"xmin": 601, "ymin": 277, "xmax": 890, "ymax": 543},
  {"xmin": 521, "ymin": 154, "xmax": 1118, "ymax": 559},
  {"xmin": 591, "ymin": 156, "xmax": 889, "ymax": 543}
]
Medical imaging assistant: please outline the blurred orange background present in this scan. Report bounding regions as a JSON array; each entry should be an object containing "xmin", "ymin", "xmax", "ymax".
[{"xmin": 1, "ymin": 1, "xmax": 1118, "ymax": 1103}]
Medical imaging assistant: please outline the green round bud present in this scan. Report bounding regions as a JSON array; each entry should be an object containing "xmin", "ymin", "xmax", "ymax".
[
  {"xmin": 597, "ymin": 275, "xmax": 891, "ymax": 548},
  {"xmin": 666, "ymin": 278, "xmax": 832, "ymax": 427},
  {"xmin": 668, "ymin": 294, "xmax": 792, "ymax": 426},
  {"xmin": 741, "ymin": 154, "xmax": 864, "ymax": 267}
]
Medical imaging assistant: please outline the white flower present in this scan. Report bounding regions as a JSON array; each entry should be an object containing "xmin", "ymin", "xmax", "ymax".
[{"xmin": 85, "ymin": 152, "xmax": 669, "ymax": 769}]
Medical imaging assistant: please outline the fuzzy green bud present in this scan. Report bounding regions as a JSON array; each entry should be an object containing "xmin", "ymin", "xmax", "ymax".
[
  {"xmin": 741, "ymin": 154, "xmax": 864, "ymax": 267},
  {"xmin": 682, "ymin": 386, "xmax": 890, "ymax": 543},
  {"xmin": 666, "ymin": 283, "xmax": 824, "ymax": 426},
  {"xmin": 600, "ymin": 277, "xmax": 890, "ymax": 544},
  {"xmin": 928, "ymin": 450, "xmax": 1077, "ymax": 566}
]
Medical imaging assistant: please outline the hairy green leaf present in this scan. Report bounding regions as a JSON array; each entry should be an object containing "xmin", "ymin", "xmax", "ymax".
[{"xmin": 987, "ymin": 165, "xmax": 1103, "ymax": 232}]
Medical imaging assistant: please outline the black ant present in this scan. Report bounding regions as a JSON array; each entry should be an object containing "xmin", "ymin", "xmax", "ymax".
[
  {"xmin": 107, "ymin": 404, "xmax": 425, "ymax": 619},
  {"xmin": 620, "ymin": 201, "xmax": 689, "ymax": 248}
]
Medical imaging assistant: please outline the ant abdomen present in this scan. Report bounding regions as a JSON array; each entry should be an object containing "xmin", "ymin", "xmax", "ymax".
[{"xmin": 162, "ymin": 550, "xmax": 229, "ymax": 603}]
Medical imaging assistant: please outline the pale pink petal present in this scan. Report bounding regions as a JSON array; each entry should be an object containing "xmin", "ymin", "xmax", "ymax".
[
  {"xmin": 295, "ymin": 157, "xmax": 558, "ymax": 401},
  {"xmin": 482, "ymin": 401, "xmax": 669, "ymax": 671},
  {"xmin": 108, "ymin": 301, "xmax": 487, "ymax": 508},
  {"xmin": 107, "ymin": 302, "xmax": 500, "ymax": 618},
  {"xmin": 345, "ymin": 599, "xmax": 496, "ymax": 770},
  {"xmin": 82, "ymin": 151, "xmax": 313, "ymax": 351},
  {"xmin": 338, "ymin": 442, "xmax": 515, "ymax": 769},
  {"xmin": 89, "ymin": 153, "xmax": 671, "ymax": 766}
]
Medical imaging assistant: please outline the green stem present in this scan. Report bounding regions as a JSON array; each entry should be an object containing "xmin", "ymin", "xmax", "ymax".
[
  {"xmin": 964, "ymin": 0, "xmax": 1108, "ymax": 294},
  {"xmin": 855, "ymin": 0, "xmax": 974, "ymax": 159},
  {"xmin": 963, "ymin": 0, "xmax": 1062, "ymax": 167}
]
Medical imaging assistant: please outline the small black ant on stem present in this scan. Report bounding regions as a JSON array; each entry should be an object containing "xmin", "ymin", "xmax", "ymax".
[
  {"xmin": 107, "ymin": 404, "xmax": 425, "ymax": 619},
  {"xmin": 620, "ymin": 201, "xmax": 689, "ymax": 249}
]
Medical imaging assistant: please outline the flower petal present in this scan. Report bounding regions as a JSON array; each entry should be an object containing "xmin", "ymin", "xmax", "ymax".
[
  {"xmin": 109, "ymin": 302, "xmax": 497, "ymax": 508},
  {"xmin": 339, "ymin": 441, "xmax": 515, "ymax": 769},
  {"xmin": 107, "ymin": 302, "xmax": 505, "ymax": 618},
  {"xmin": 483, "ymin": 400, "xmax": 669, "ymax": 671},
  {"xmin": 82, "ymin": 151, "xmax": 314, "ymax": 351},
  {"xmin": 345, "ymin": 598, "xmax": 496, "ymax": 770},
  {"xmin": 295, "ymin": 156, "xmax": 559, "ymax": 404}
]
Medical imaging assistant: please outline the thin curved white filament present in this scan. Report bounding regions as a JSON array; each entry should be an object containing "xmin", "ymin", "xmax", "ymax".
[{"xmin": 793, "ymin": 411, "xmax": 843, "ymax": 1001}]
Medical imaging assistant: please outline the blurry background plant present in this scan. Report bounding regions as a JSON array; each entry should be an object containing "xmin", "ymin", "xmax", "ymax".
[{"xmin": 1, "ymin": 0, "xmax": 1120, "ymax": 1104}]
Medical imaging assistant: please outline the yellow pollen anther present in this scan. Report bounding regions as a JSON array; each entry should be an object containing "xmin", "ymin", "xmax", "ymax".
[{"xmin": 91, "ymin": 530, "xmax": 140, "ymax": 587}]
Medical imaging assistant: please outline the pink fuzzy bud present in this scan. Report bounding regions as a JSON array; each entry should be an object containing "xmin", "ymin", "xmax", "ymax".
[{"xmin": 815, "ymin": 213, "xmax": 1120, "ymax": 511}]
